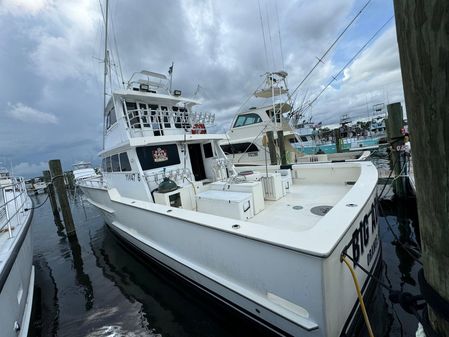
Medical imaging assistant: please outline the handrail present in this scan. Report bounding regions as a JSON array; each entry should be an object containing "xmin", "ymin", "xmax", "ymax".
[
  {"xmin": 120, "ymin": 107, "xmax": 215, "ymax": 136},
  {"xmin": 0, "ymin": 177, "xmax": 28, "ymax": 238},
  {"xmin": 77, "ymin": 175, "xmax": 108, "ymax": 189}
]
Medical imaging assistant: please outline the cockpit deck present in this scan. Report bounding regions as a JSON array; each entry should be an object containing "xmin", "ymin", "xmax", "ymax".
[{"xmin": 249, "ymin": 182, "xmax": 352, "ymax": 231}]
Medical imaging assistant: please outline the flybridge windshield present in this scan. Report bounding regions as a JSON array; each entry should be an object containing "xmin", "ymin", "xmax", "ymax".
[{"xmin": 233, "ymin": 113, "xmax": 262, "ymax": 128}]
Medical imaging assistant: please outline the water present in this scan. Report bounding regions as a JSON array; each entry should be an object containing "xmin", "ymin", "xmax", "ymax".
[{"xmin": 28, "ymin": 165, "xmax": 423, "ymax": 337}]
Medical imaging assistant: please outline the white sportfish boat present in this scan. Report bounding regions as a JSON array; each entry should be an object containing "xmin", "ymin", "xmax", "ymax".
[
  {"xmin": 0, "ymin": 168, "xmax": 34, "ymax": 337},
  {"xmin": 222, "ymin": 72, "xmax": 370, "ymax": 166},
  {"xmin": 72, "ymin": 161, "xmax": 99, "ymax": 182},
  {"xmin": 79, "ymin": 66, "xmax": 381, "ymax": 336}
]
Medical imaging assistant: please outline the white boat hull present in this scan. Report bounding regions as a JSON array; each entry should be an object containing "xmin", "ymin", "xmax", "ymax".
[
  {"xmin": 0, "ymin": 204, "xmax": 34, "ymax": 337},
  {"xmin": 81, "ymin": 182, "xmax": 381, "ymax": 337}
]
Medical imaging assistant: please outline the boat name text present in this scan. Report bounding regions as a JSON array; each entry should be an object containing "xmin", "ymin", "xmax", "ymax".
[
  {"xmin": 347, "ymin": 200, "xmax": 379, "ymax": 268},
  {"xmin": 125, "ymin": 173, "xmax": 140, "ymax": 182}
]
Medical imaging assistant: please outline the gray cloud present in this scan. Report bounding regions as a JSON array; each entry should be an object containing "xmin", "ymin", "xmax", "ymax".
[
  {"xmin": 7, "ymin": 102, "xmax": 58, "ymax": 124},
  {"xmin": 0, "ymin": 0, "xmax": 403, "ymax": 177}
]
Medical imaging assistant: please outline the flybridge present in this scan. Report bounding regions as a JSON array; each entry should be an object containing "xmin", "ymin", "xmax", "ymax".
[
  {"xmin": 127, "ymin": 70, "xmax": 170, "ymax": 94},
  {"xmin": 103, "ymin": 70, "xmax": 216, "ymax": 142}
]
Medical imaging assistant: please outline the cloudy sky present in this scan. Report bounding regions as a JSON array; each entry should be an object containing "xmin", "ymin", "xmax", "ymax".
[{"xmin": 0, "ymin": 0, "xmax": 404, "ymax": 177}]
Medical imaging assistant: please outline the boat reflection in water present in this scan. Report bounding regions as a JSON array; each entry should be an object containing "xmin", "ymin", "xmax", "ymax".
[
  {"xmin": 30, "ymin": 196, "xmax": 278, "ymax": 337},
  {"xmin": 90, "ymin": 224, "xmax": 280, "ymax": 337}
]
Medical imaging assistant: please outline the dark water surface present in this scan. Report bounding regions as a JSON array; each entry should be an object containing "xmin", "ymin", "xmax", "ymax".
[{"xmin": 28, "ymin": 162, "xmax": 423, "ymax": 336}]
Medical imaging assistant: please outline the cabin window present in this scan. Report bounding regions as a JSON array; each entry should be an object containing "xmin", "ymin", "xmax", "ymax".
[
  {"xmin": 203, "ymin": 143, "xmax": 214, "ymax": 158},
  {"xmin": 120, "ymin": 152, "xmax": 131, "ymax": 171},
  {"xmin": 101, "ymin": 158, "xmax": 106, "ymax": 171},
  {"xmin": 300, "ymin": 136, "xmax": 308, "ymax": 142},
  {"xmin": 233, "ymin": 113, "xmax": 262, "ymax": 128},
  {"xmin": 220, "ymin": 142, "xmax": 258, "ymax": 154},
  {"xmin": 266, "ymin": 109, "xmax": 281, "ymax": 124},
  {"xmin": 138, "ymin": 103, "xmax": 150, "ymax": 127},
  {"xmin": 179, "ymin": 108, "xmax": 190, "ymax": 129},
  {"xmin": 136, "ymin": 144, "xmax": 180, "ymax": 170},
  {"xmin": 172, "ymin": 107, "xmax": 182, "ymax": 128},
  {"xmin": 106, "ymin": 156, "xmax": 112, "ymax": 172},
  {"xmin": 161, "ymin": 106, "xmax": 171, "ymax": 128},
  {"xmin": 106, "ymin": 107, "xmax": 117, "ymax": 129},
  {"xmin": 125, "ymin": 101, "xmax": 140, "ymax": 128},
  {"xmin": 111, "ymin": 154, "xmax": 120, "ymax": 172}
]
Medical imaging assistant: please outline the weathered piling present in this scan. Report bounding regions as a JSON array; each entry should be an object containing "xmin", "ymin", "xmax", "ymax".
[
  {"xmin": 276, "ymin": 130, "xmax": 287, "ymax": 166},
  {"xmin": 394, "ymin": 0, "xmax": 449, "ymax": 335},
  {"xmin": 49, "ymin": 159, "xmax": 76, "ymax": 235},
  {"xmin": 335, "ymin": 129, "xmax": 342, "ymax": 153},
  {"xmin": 66, "ymin": 171, "xmax": 75, "ymax": 191},
  {"xmin": 42, "ymin": 170, "xmax": 60, "ymax": 218},
  {"xmin": 386, "ymin": 102, "xmax": 406, "ymax": 198},
  {"xmin": 266, "ymin": 131, "xmax": 277, "ymax": 165}
]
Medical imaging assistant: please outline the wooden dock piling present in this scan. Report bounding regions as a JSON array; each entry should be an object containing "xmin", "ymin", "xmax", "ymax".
[
  {"xmin": 335, "ymin": 129, "xmax": 342, "ymax": 153},
  {"xmin": 386, "ymin": 102, "xmax": 407, "ymax": 198},
  {"xmin": 43, "ymin": 170, "xmax": 60, "ymax": 218},
  {"xmin": 394, "ymin": 0, "xmax": 449, "ymax": 334},
  {"xmin": 266, "ymin": 131, "xmax": 278, "ymax": 165},
  {"xmin": 49, "ymin": 159, "xmax": 76, "ymax": 235},
  {"xmin": 66, "ymin": 171, "xmax": 75, "ymax": 192},
  {"xmin": 277, "ymin": 130, "xmax": 287, "ymax": 166}
]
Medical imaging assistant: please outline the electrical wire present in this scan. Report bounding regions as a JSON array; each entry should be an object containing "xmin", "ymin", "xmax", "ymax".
[
  {"xmin": 300, "ymin": 16, "xmax": 394, "ymax": 115},
  {"xmin": 341, "ymin": 255, "xmax": 375, "ymax": 337},
  {"xmin": 341, "ymin": 252, "xmax": 392, "ymax": 291},
  {"xmin": 289, "ymin": 0, "xmax": 372, "ymax": 101},
  {"xmin": 25, "ymin": 193, "xmax": 49, "ymax": 210}
]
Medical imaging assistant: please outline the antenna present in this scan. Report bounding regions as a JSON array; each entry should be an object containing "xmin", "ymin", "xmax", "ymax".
[{"xmin": 102, "ymin": 0, "xmax": 109, "ymax": 149}]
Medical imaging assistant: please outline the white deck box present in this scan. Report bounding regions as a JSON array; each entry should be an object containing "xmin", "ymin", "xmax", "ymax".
[
  {"xmin": 209, "ymin": 181, "xmax": 265, "ymax": 214},
  {"xmin": 261, "ymin": 173, "xmax": 284, "ymax": 200},
  {"xmin": 196, "ymin": 190, "xmax": 254, "ymax": 220},
  {"xmin": 239, "ymin": 171, "xmax": 263, "ymax": 182},
  {"xmin": 275, "ymin": 169, "xmax": 293, "ymax": 194}
]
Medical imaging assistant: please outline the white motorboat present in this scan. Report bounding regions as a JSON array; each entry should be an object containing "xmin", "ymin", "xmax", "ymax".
[
  {"xmin": 0, "ymin": 168, "xmax": 34, "ymax": 337},
  {"xmin": 72, "ymin": 161, "xmax": 99, "ymax": 182},
  {"xmin": 79, "ymin": 64, "xmax": 381, "ymax": 335},
  {"xmin": 222, "ymin": 72, "xmax": 370, "ymax": 166},
  {"xmin": 32, "ymin": 179, "xmax": 46, "ymax": 194}
]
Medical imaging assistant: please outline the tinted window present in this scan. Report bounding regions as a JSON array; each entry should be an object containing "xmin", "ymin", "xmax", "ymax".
[
  {"xmin": 221, "ymin": 142, "xmax": 258, "ymax": 154},
  {"xmin": 234, "ymin": 115, "xmax": 246, "ymax": 127},
  {"xmin": 233, "ymin": 113, "xmax": 262, "ymax": 128},
  {"xmin": 101, "ymin": 158, "xmax": 106, "ymax": 171},
  {"xmin": 111, "ymin": 154, "xmax": 120, "ymax": 172},
  {"xmin": 106, "ymin": 156, "xmax": 112, "ymax": 172},
  {"xmin": 203, "ymin": 143, "xmax": 214, "ymax": 158},
  {"xmin": 120, "ymin": 152, "xmax": 131, "ymax": 172},
  {"xmin": 136, "ymin": 144, "xmax": 180, "ymax": 170},
  {"xmin": 109, "ymin": 107, "xmax": 117, "ymax": 126},
  {"xmin": 126, "ymin": 101, "xmax": 137, "ymax": 111}
]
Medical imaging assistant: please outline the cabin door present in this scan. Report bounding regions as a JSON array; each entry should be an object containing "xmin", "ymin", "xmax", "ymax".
[{"xmin": 188, "ymin": 144, "xmax": 206, "ymax": 181}]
